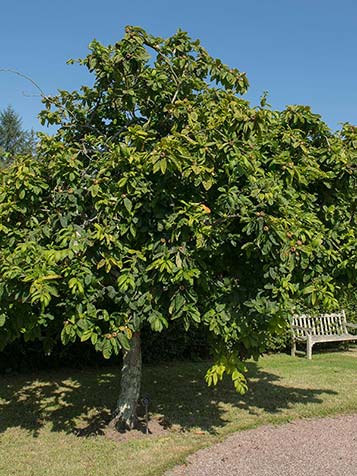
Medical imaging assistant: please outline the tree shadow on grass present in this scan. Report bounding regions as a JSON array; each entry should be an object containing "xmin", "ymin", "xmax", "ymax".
[
  {"xmin": 0, "ymin": 368, "xmax": 118, "ymax": 437},
  {"xmin": 142, "ymin": 361, "xmax": 338, "ymax": 431},
  {"xmin": 0, "ymin": 360, "xmax": 337, "ymax": 437}
]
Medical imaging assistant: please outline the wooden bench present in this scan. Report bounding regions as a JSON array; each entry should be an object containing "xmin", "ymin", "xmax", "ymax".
[{"xmin": 291, "ymin": 311, "xmax": 357, "ymax": 359}]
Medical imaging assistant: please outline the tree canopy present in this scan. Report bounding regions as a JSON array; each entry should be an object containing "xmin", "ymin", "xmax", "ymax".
[{"xmin": 0, "ymin": 26, "xmax": 356, "ymax": 428}]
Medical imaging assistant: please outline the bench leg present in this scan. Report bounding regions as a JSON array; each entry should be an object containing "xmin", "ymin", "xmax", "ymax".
[
  {"xmin": 306, "ymin": 337, "xmax": 313, "ymax": 360},
  {"xmin": 291, "ymin": 339, "xmax": 296, "ymax": 357}
]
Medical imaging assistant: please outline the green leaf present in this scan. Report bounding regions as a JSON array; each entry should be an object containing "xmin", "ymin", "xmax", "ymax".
[
  {"xmin": 0, "ymin": 314, "xmax": 6, "ymax": 327},
  {"xmin": 102, "ymin": 339, "xmax": 112, "ymax": 359},
  {"xmin": 302, "ymin": 285, "xmax": 315, "ymax": 295},
  {"xmin": 202, "ymin": 177, "xmax": 214, "ymax": 190},
  {"xmin": 60, "ymin": 216, "xmax": 68, "ymax": 227},
  {"xmin": 169, "ymin": 293, "xmax": 185, "ymax": 315},
  {"xmin": 160, "ymin": 158, "xmax": 167, "ymax": 174},
  {"xmin": 118, "ymin": 333, "xmax": 131, "ymax": 350},
  {"xmin": 124, "ymin": 197, "xmax": 132, "ymax": 212},
  {"xmin": 90, "ymin": 184, "xmax": 99, "ymax": 197},
  {"xmin": 77, "ymin": 319, "xmax": 89, "ymax": 330},
  {"xmin": 80, "ymin": 329, "xmax": 92, "ymax": 342},
  {"xmin": 60, "ymin": 326, "xmax": 72, "ymax": 345},
  {"xmin": 175, "ymin": 252, "xmax": 183, "ymax": 268}
]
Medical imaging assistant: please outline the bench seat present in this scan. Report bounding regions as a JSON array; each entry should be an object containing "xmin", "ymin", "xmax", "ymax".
[
  {"xmin": 291, "ymin": 311, "xmax": 357, "ymax": 359},
  {"xmin": 306, "ymin": 334, "xmax": 356, "ymax": 343}
]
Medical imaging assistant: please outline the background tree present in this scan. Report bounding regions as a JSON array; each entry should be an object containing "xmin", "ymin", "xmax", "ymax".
[
  {"xmin": 0, "ymin": 27, "xmax": 355, "ymax": 430},
  {"xmin": 0, "ymin": 105, "xmax": 36, "ymax": 166}
]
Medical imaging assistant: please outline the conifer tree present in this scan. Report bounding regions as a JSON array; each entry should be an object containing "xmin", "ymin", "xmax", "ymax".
[{"xmin": 0, "ymin": 106, "xmax": 35, "ymax": 165}]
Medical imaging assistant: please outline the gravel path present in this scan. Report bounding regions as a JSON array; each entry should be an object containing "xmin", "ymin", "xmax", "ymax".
[{"xmin": 166, "ymin": 414, "xmax": 357, "ymax": 476}]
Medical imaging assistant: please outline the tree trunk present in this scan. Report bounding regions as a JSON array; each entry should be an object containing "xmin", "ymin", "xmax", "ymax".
[{"xmin": 109, "ymin": 332, "xmax": 142, "ymax": 430}]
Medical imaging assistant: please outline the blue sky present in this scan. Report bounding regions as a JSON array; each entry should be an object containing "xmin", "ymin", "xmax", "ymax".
[{"xmin": 1, "ymin": 0, "xmax": 357, "ymax": 132}]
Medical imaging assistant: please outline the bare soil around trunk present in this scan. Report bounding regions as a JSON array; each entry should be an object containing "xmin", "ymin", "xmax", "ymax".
[{"xmin": 166, "ymin": 414, "xmax": 357, "ymax": 476}]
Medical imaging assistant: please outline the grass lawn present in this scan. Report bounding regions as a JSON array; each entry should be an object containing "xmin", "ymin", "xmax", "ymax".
[{"xmin": 0, "ymin": 349, "xmax": 356, "ymax": 476}]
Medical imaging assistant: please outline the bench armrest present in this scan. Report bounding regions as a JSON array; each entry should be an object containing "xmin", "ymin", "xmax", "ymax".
[
  {"xmin": 291, "ymin": 325, "xmax": 313, "ymax": 334},
  {"xmin": 346, "ymin": 322, "xmax": 357, "ymax": 329}
]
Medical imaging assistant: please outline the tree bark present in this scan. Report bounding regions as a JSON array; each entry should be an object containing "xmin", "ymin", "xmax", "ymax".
[{"xmin": 109, "ymin": 332, "xmax": 142, "ymax": 430}]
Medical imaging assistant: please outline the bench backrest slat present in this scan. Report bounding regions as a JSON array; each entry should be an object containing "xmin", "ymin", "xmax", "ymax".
[
  {"xmin": 292, "ymin": 311, "xmax": 347, "ymax": 337},
  {"xmin": 321, "ymin": 315, "xmax": 328, "ymax": 335}
]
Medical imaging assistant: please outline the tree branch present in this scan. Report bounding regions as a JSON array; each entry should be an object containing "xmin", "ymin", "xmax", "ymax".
[{"xmin": 0, "ymin": 69, "xmax": 46, "ymax": 97}]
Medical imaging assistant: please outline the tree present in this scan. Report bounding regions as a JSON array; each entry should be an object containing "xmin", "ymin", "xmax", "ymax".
[
  {"xmin": 0, "ymin": 106, "xmax": 36, "ymax": 166},
  {"xmin": 0, "ymin": 27, "xmax": 355, "ymax": 429}
]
